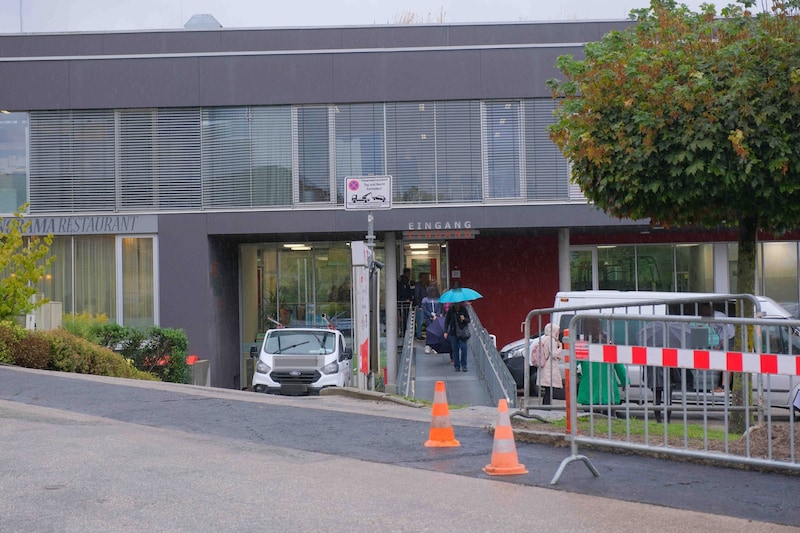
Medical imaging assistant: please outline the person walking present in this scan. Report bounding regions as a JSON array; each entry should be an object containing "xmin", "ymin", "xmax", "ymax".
[
  {"xmin": 397, "ymin": 267, "xmax": 414, "ymax": 335},
  {"xmin": 443, "ymin": 301, "xmax": 471, "ymax": 372},
  {"xmin": 421, "ymin": 285, "xmax": 441, "ymax": 353},
  {"xmin": 536, "ymin": 323, "xmax": 563, "ymax": 405},
  {"xmin": 413, "ymin": 272, "xmax": 430, "ymax": 340}
]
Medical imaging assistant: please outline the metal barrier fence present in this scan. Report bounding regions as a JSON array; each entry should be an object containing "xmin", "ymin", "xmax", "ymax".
[
  {"xmin": 397, "ymin": 307, "xmax": 417, "ymax": 398},
  {"xmin": 550, "ymin": 309, "xmax": 800, "ymax": 484},
  {"xmin": 468, "ymin": 311, "xmax": 518, "ymax": 408},
  {"xmin": 520, "ymin": 294, "xmax": 766, "ymax": 411}
]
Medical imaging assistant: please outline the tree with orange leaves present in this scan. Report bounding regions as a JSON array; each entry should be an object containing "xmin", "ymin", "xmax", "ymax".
[{"xmin": 548, "ymin": 0, "xmax": 800, "ymax": 432}]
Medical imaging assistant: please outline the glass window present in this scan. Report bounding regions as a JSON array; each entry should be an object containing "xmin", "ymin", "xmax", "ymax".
[
  {"xmin": 485, "ymin": 101, "xmax": 521, "ymax": 198},
  {"xmin": 74, "ymin": 236, "xmax": 116, "ymax": 320},
  {"xmin": 676, "ymin": 243, "xmax": 714, "ymax": 292},
  {"xmin": 636, "ymin": 245, "xmax": 674, "ymax": 292},
  {"xmin": 524, "ymin": 99, "xmax": 569, "ymax": 200},
  {"xmin": 121, "ymin": 237, "xmax": 155, "ymax": 329},
  {"xmin": 37, "ymin": 236, "xmax": 73, "ymax": 315},
  {"xmin": 435, "ymin": 100, "xmax": 482, "ymax": 202},
  {"xmin": 386, "ymin": 102, "xmax": 436, "ymax": 203},
  {"xmin": 597, "ymin": 245, "xmax": 637, "ymax": 291},
  {"xmin": 297, "ymin": 107, "xmax": 331, "ymax": 203},
  {"xmin": 0, "ymin": 112, "xmax": 28, "ymax": 213},
  {"xmin": 201, "ymin": 107, "xmax": 252, "ymax": 208},
  {"xmin": 570, "ymin": 249, "xmax": 595, "ymax": 291},
  {"xmin": 760, "ymin": 242, "xmax": 799, "ymax": 314},
  {"xmin": 29, "ymin": 110, "xmax": 116, "ymax": 214},
  {"xmin": 334, "ymin": 103, "xmax": 385, "ymax": 204},
  {"xmin": 252, "ymin": 106, "xmax": 292, "ymax": 206},
  {"xmin": 728, "ymin": 243, "xmax": 739, "ymax": 294}
]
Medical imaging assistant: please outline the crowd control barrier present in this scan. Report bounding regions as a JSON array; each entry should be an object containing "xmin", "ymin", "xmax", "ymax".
[{"xmin": 550, "ymin": 310, "xmax": 800, "ymax": 485}]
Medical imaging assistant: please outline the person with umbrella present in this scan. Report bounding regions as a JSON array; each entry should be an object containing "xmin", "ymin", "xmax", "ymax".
[
  {"xmin": 440, "ymin": 286, "xmax": 482, "ymax": 371},
  {"xmin": 443, "ymin": 301, "xmax": 471, "ymax": 371}
]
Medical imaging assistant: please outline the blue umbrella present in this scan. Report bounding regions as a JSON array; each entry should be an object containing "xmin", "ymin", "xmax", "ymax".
[{"xmin": 439, "ymin": 287, "xmax": 483, "ymax": 304}]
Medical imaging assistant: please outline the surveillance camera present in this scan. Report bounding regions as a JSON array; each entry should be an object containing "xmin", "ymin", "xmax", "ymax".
[{"xmin": 371, "ymin": 260, "xmax": 384, "ymax": 270}]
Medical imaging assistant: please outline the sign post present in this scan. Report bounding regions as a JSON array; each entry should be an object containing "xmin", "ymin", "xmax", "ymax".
[{"xmin": 346, "ymin": 176, "xmax": 392, "ymax": 390}]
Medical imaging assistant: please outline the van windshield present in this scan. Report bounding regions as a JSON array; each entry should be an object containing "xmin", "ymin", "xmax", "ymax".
[{"xmin": 265, "ymin": 330, "xmax": 335, "ymax": 355}]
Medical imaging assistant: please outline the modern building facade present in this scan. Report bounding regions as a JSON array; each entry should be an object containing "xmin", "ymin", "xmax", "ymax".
[{"xmin": 1, "ymin": 20, "xmax": 799, "ymax": 388}]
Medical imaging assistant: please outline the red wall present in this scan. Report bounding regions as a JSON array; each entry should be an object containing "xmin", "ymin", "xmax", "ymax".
[{"xmin": 447, "ymin": 235, "xmax": 559, "ymax": 348}]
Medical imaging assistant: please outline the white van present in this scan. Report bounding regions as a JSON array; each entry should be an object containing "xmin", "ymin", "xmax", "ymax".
[
  {"xmin": 501, "ymin": 291, "xmax": 800, "ymax": 411},
  {"xmin": 251, "ymin": 327, "xmax": 353, "ymax": 395}
]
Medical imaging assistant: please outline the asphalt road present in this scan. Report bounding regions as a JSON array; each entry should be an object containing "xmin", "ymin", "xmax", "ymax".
[{"xmin": 1, "ymin": 365, "xmax": 798, "ymax": 532}]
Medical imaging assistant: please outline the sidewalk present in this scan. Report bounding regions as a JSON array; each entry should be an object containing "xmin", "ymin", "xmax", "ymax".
[{"xmin": 410, "ymin": 337, "xmax": 494, "ymax": 407}]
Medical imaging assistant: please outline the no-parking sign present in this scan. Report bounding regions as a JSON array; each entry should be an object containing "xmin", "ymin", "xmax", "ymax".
[{"xmin": 345, "ymin": 176, "xmax": 392, "ymax": 210}]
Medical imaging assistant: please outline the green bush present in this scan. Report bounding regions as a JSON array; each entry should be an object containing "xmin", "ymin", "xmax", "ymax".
[
  {"xmin": 0, "ymin": 320, "xmax": 25, "ymax": 364},
  {"xmin": 14, "ymin": 331, "xmax": 53, "ymax": 369},
  {"xmin": 13, "ymin": 318, "xmax": 191, "ymax": 384},
  {"xmin": 61, "ymin": 312, "xmax": 109, "ymax": 344},
  {"xmin": 81, "ymin": 323, "xmax": 190, "ymax": 384}
]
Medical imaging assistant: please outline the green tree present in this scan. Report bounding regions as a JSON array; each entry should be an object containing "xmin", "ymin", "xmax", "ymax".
[
  {"xmin": 547, "ymin": 0, "xmax": 800, "ymax": 432},
  {"xmin": 0, "ymin": 204, "xmax": 55, "ymax": 320}
]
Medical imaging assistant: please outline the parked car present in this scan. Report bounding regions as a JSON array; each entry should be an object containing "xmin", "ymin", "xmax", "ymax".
[{"xmin": 251, "ymin": 327, "xmax": 353, "ymax": 395}]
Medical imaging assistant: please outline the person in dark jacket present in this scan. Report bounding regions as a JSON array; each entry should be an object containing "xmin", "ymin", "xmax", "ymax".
[
  {"xmin": 413, "ymin": 272, "xmax": 430, "ymax": 340},
  {"xmin": 443, "ymin": 302, "xmax": 471, "ymax": 372},
  {"xmin": 397, "ymin": 268, "xmax": 414, "ymax": 334}
]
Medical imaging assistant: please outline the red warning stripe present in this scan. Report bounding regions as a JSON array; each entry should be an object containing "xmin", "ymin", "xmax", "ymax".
[{"xmin": 584, "ymin": 344, "xmax": 800, "ymax": 376}]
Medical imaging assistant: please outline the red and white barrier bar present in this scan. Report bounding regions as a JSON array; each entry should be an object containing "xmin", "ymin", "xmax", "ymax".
[{"xmin": 575, "ymin": 341, "xmax": 800, "ymax": 377}]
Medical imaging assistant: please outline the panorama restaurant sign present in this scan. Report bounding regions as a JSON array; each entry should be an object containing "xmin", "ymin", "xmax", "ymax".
[
  {"xmin": 403, "ymin": 220, "xmax": 477, "ymax": 240},
  {"xmin": 4, "ymin": 215, "xmax": 158, "ymax": 236}
]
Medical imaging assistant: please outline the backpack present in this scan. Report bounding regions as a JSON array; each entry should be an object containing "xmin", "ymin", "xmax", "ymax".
[{"xmin": 530, "ymin": 340, "xmax": 546, "ymax": 367}]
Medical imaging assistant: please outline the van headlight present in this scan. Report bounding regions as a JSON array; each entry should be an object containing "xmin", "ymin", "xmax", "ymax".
[
  {"xmin": 321, "ymin": 361, "xmax": 339, "ymax": 375},
  {"xmin": 256, "ymin": 360, "xmax": 271, "ymax": 374}
]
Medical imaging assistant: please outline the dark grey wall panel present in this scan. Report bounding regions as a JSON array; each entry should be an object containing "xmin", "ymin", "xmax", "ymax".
[
  {"xmin": 158, "ymin": 214, "xmax": 214, "ymax": 379},
  {"xmin": 332, "ymin": 49, "xmax": 484, "ymax": 103},
  {"xmin": 196, "ymin": 204, "xmax": 638, "ymax": 236},
  {"xmin": 198, "ymin": 54, "xmax": 334, "ymax": 106},
  {"xmin": 100, "ymin": 31, "xmax": 223, "ymax": 55},
  {"xmin": 0, "ymin": 61, "xmax": 71, "ymax": 111},
  {"xmin": 68, "ymin": 57, "xmax": 201, "ymax": 109},
  {"xmin": 0, "ymin": 33, "xmax": 105, "ymax": 58},
  {"xmin": 0, "ymin": 21, "xmax": 631, "ymax": 111}
]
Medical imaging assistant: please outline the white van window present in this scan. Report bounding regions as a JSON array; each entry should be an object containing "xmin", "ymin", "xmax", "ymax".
[{"xmin": 265, "ymin": 331, "xmax": 336, "ymax": 355}]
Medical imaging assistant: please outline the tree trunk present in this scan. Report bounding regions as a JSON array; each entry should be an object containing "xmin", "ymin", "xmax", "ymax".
[{"xmin": 731, "ymin": 216, "xmax": 757, "ymax": 434}]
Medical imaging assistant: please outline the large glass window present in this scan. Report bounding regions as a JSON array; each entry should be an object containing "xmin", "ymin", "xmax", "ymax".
[
  {"xmin": 676, "ymin": 243, "xmax": 714, "ymax": 292},
  {"xmin": 201, "ymin": 107, "xmax": 252, "ymax": 208},
  {"xmin": 524, "ymin": 99, "xmax": 569, "ymax": 200},
  {"xmin": 570, "ymin": 248, "xmax": 595, "ymax": 291},
  {"xmin": 636, "ymin": 245, "xmax": 673, "ymax": 292},
  {"xmin": 597, "ymin": 246, "xmax": 637, "ymax": 291},
  {"xmin": 386, "ymin": 102, "xmax": 436, "ymax": 203},
  {"xmin": 296, "ymin": 106, "xmax": 332, "ymax": 203},
  {"xmin": 37, "ymin": 236, "xmax": 73, "ymax": 314},
  {"xmin": 760, "ymin": 242, "xmax": 799, "ymax": 314},
  {"xmin": 436, "ymin": 101, "xmax": 482, "ymax": 202},
  {"xmin": 334, "ymin": 103, "xmax": 385, "ymax": 204},
  {"xmin": 485, "ymin": 101, "xmax": 521, "ymax": 198},
  {"xmin": 36, "ymin": 234, "xmax": 157, "ymax": 327},
  {"xmin": 74, "ymin": 236, "xmax": 116, "ymax": 320},
  {"xmin": 0, "ymin": 112, "xmax": 28, "ymax": 213},
  {"xmin": 121, "ymin": 237, "xmax": 155, "ymax": 329},
  {"xmin": 251, "ymin": 106, "xmax": 292, "ymax": 206}
]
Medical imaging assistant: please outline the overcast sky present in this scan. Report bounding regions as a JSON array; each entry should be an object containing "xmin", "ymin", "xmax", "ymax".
[{"xmin": 0, "ymin": 0, "xmax": 722, "ymax": 34}]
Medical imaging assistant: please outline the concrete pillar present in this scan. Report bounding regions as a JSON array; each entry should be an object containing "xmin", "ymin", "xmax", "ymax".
[
  {"xmin": 558, "ymin": 227, "xmax": 571, "ymax": 292},
  {"xmin": 384, "ymin": 232, "xmax": 398, "ymax": 394}
]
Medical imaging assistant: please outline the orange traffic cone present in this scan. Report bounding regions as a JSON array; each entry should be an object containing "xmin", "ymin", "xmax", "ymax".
[
  {"xmin": 483, "ymin": 398, "xmax": 528, "ymax": 475},
  {"xmin": 424, "ymin": 380, "xmax": 460, "ymax": 447}
]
